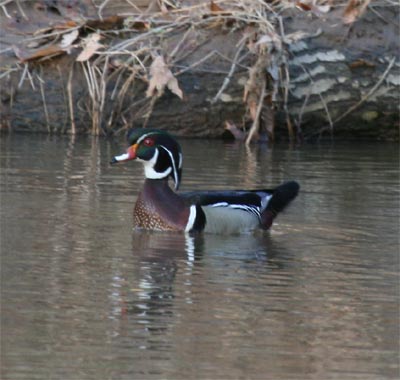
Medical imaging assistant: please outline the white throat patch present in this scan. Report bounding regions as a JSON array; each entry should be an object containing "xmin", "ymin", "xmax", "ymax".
[{"xmin": 141, "ymin": 149, "xmax": 172, "ymax": 179}]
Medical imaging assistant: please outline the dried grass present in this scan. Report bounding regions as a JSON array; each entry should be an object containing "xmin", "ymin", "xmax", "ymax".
[
  {"xmin": 3, "ymin": 0, "xmax": 397, "ymax": 137},
  {"xmin": 85, "ymin": 0, "xmax": 287, "ymax": 136}
]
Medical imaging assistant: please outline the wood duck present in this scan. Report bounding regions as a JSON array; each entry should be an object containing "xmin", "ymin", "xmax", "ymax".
[{"xmin": 111, "ymin": 128, "xmax": 299, "ymax": 234}]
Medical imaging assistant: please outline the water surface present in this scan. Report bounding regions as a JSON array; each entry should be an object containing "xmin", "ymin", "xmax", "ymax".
[{"xmin": 1, "ymin": 134, "xmax": 399, "ymax": 379}]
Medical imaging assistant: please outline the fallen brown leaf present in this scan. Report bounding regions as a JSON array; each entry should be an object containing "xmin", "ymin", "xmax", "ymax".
[
  {"xmin": 210, "ymin": 1, "xmax": 224, "ymax": 12},
  {"xmin": 76, "ymin": 33, "xmax": 103, "ymax": 62},
  {"xmin": 86, "ymin": 16, "xmax": 125, "ymax": 31},
  {"xmin": 146, "ymin": 55, "xmax": 183, "ymax": 99},
  {"xmin": 13, "ymin": 44, "xmax": 65, "ymax": 62},
  {"xmin": 125, "ymin": 20, "xmax": 150, "ymax": 31},
  {"xmin": 296, "ymin": 1, "xmax": 312, "ymax": 11},
  {"xmin": 159, "ymin": 0, "xmax": 169, "ymax": 14},
  {"xmin": 248, "ymin": 99, "xmax": 258, "ymax": 121},
  {"xmin": 60, "ymin": 29, "xmax": 79, "ymax": 49},
  {"xmin": 349, "ymin": 59, "xmax": 376, "ymax": 69},
  {"xmin": 54, "ymin": 20, "xmax": 80, "ymax": 30},
  {"xmin": 343, "ymin": 0, "xmax": 371, "ymax": 24},
  {"xmin": 296, "ymin": 1, "xmax": 330, "ymax": 16}
]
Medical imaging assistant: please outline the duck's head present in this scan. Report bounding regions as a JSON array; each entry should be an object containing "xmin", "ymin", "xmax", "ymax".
[{"xmin": 111, "ymin": 128, "xmax": 182, "ymax": 190}]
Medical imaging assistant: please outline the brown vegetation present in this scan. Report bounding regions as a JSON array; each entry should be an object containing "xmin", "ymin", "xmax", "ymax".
[{"xmin": 0, "ymin": 1, "xmax": 399, "ymax": 141}]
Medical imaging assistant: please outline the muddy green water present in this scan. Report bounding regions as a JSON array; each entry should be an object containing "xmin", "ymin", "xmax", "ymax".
[{"xmin": 1, "ymin": 134, "xmax": 399, "ymax": 380}]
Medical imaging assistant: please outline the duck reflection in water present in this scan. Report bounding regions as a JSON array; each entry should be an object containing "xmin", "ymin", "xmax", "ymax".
[{"xmin": 123, "ymin": 230, "xmax": 285, "ymax": 334}]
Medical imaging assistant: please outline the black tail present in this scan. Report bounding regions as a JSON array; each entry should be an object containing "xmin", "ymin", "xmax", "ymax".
[
  {"xmin": 260, "ymin": 181, "xmax": 300, "ymax": 229},
  {"xmin": 267, "ymin": 181, "xmax": 300, "ymax": 215}
]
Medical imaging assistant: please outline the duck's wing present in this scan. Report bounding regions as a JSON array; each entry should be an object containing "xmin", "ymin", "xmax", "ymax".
[
  {"xmin": 180, "ymin": 181, "xmax": 300, "ymax": 232},
  {"xmin": 181, "ymin": 180, "xmax": 300, "ymax": 213},
  {"xmin": 180, "ymin": 189, "xmax": 272, "ymax": 210},
  {"xmin": 180, "ymin": 190, "xmax": 269, "ymax": 233}
]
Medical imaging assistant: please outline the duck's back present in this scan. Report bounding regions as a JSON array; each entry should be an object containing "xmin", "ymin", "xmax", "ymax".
[
  {"xmin": 181, "ymin": 189, "xmax": 272, "ymax": 234},
  {"xmin": 181, "ymin": 181, "xmax": 299, "ymax": 234}
]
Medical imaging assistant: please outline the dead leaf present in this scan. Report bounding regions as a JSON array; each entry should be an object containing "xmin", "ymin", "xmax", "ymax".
[
  {"xmin": 13, "ymin": 44, "xmax": 65, "ymax": 62},
  {"xmin": 60, "ymin": 29, "xmax": 79, "ymax": 49},
  {"xmin": 343, "ymin": 0, "xmax": 371, "ymax": 24},
  {"xmin": 349, "ymin": 59, "xmax": 376, "ymax": 69},
  {"xmin": 296, "ymin": 1, "xmax": 330, "ymax": 16},
  {"xmin": 76, "ymin": 33, "xmax": 103, "ymax": 62},
  {"xmin": 146, "ymin": 55, "xmax": 183, "ymax": 99},
  {"xmin": 159, "ymin": 0, "xmax": 169, "ymax": 14},
  {"xmin": 256, "ymin": 31, "xmax": 282, "ymax": 52},
  {"xmin": 86, "ymin": 16, "xmax": 125, "ymax": 31},
  {"xmin": 54, "ymin": 20, "xmax": 79, "ymax": 30},
  {"xmin": 256, "ymin": 34, "xmax": 274, "ymax": 45},
  {"xmin": 203, "ymin": 0, "xmax": 232, "ymax": 21},
  {"xmin": 316, "ymin": 5, "xmax": 330, "ymax": 14},
  {"xmin": 283, "ymin": 31, "xmax": 309, "ymax": 45},
  {"xmin": 248, "ymin": 99, "xmax": 258, "ymax": 121},
  {"xmin": 296, "ymin": 1, "xmax": 312, "ymax": 11},
  {"xmin": 210, "ymin": 1, "xmax": 224, "ymax": 12},
  {"xmin": 123, "ymin": 17, "xmax": 150, "ymax": 31}
]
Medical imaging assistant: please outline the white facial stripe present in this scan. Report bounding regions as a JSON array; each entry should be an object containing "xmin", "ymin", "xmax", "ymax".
[
  {"xmin": 185, "ymin": 205, "xmax": 197, "ymax": 232},
  {"xmin": 136, "ymin": 132, "xmax": 160, "ymax": 144},
  {"xmin": 178, "ymin": 152, "xmax": 183, "ymax": 169},
  {"xmin": 159, "ymin": 145, "xmax": 179, "ymax": 189}
]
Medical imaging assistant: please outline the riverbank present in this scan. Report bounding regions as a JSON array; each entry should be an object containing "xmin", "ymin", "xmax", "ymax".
[{"xmin": 1, "ymin": 1, "xmax": 399, "ymax": 141}]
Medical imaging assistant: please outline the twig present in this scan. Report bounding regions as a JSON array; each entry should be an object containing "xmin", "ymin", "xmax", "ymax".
[
  {"xmin": 174, "ymin": 50, "xmax": 218, "ymax": 76},
  {"xmin": 1, "ymin": 4, "xmax": 11, "ymax": 18},
  {"xmin": 0, "ymin": 0, "xmax": 13, "ymax": 6},
  {"xmin": 18, "ymin": 64, "xmax": 28, "ymax": 89},
  {"xmin": 281, "ymin": 65, "xmax": 295, "ymax": 141},
  {"xmin": 125, "ymin": 0, "xmax": 143, "ymax": 13},
  {"xmin": 26, "ymin": 64, "xmax": 36, "ymax": 91},
  {"xmin": 98, "ymin": 56, "xmax": 109, "ymax": 134},
  {"xmin": 290, "ymin": 56, "xmax": 334, "ymax": 133},
  {"xmin": 56, "ymin": 64, "xmax": 69, "ymax": 133},
  {"xmin": 15, "ymin": 0, "xmax": 28, "ymax": 20},
  {"xmin": 169, "ymin": 25, "xmax": 193, "ymax": 60},
  {"xmin": 332, "ymin": 56, "xmax": 396, "ymax": 125},
  {"xmin": 83, "ymin": 63, "xmax": 98, "ymax": 134},
  {"xmin": 307, "ymin": 56, "xmax": 397, "ymax": 140},
  {"xmin": 245, "ymin": 80, "xmax": 266, "ymax": 146},
  {"xmin": 211, "ymin": 39, "xmax": 246, "ymax": 104},
  {"xmin": 318, "ymin": 92, "xmax": 333, "ymax": 134},
  {"xmin": 97, "ymin": 0, "xmax": 111, "ymax": 21},
  {"xmin": 277, "ymin": 15, "xmax": 295, "ymax": 141},
  {"xmin": 142, "ymin": 96, "xmax": 157, "ymax": 128},
  {"xmin": 107, "ymin": 69, "xmax": 138, "ymax": 128},
  {"xmin": 295, "ymin": 88, "xmax": 311, "ymax": 131},
  {"xmin": 67, "ymin": 65, "xmax": 76, "ymax": 135},
  {"xmin": 22, "ymin": 26, "xmax": 81, "ymax": 43},
  {"xmin": 175, "ymin": 45, "xmax": 250, "ymax": 76},
  {"xmin": 108, "ymin": 23, "xmax": 180, "ymax": 52},
  {"xmin": 37, "ymin": 70, "xmax": 50, "ymax": 133}
]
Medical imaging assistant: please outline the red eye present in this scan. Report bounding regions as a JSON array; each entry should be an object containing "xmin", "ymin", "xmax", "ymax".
[{"xmin": 143, "ymin": 138, "xmax": 154, "ymax": 147}]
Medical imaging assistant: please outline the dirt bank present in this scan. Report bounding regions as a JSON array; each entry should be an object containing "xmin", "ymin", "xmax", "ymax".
[{"xmin": 1, "ymin": 1, "xmax": 399, "ymax": 141}]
